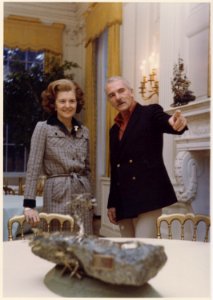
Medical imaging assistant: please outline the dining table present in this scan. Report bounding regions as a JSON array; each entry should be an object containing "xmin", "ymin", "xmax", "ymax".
[
  {"xmin": 3, "ymin": 194, "xmax": 43, "ymax": 241},
  {"xmin": 3, "ymin": 237, "xmax": 210, "ymax": 298}
]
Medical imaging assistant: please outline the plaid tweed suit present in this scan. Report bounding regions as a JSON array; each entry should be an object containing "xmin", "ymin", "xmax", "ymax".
[{"xmin": 24, "ymin": 116, "xmax": 93, "ymax": 234}]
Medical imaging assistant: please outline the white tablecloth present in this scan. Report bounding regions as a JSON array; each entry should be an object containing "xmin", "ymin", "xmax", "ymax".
[
  {"xmin": 3, "ymin": 238, "xmax": 210, "ymax": 297},
  {"xmin": 3, "ymin": 195, "xmax": 43, "ymax": 241}
]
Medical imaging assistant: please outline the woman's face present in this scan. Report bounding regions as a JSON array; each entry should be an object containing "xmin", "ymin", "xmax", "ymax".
[{"xmin": 55, "ymin": 90, "xmax": 77, "ymax": 122}]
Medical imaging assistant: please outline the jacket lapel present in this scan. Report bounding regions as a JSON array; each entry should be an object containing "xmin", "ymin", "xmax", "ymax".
[
  {"xmin": 118, "ymin": 103, "xmax": 142, "ymax": 149},
  {"xmin": 110, "ymin": 103, "xmax": 143, "ymax": 161}
]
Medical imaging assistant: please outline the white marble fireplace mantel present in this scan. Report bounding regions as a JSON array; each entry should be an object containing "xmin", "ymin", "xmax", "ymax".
[{"xmin": 166, "ymin": 98, "xmax": 210, "ymax": 151}]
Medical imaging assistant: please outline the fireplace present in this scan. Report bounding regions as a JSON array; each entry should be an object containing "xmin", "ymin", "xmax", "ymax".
[
  {"xmin": 165, "ymin": 98, "xmax": 210, "ymax": 213},
  {"xmin": 163, "ymin": 98, "xmax": 210, "ymax": 240}
]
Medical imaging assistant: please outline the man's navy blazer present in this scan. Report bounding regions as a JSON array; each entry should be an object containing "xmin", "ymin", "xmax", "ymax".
[{"xmin": 108, "ymin": 103, "xmax": 187, "ymax": 221}]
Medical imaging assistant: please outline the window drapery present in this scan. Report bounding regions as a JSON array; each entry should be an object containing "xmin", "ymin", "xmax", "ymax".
[
  {"xmin": 105, "ymin": 23, "xmax": 121, "ymax": 176},
  {"xmin": 4, "ymin": 15, "xmax": 64, "ymax": 55},
  {"xmin": 85, "ymin": 3, "xmax": 122, "ymax": 46},
  {"xmin": 84, "ymin": 42, "xmax": 97, "ymax": 189},
  {"xmin": 84, "ymin": 3, "xmax": 122, "ymax": 181}
]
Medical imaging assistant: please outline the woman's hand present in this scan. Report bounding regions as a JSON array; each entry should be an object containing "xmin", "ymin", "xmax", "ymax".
[{"xmin": 24, "ymin": 208, "xmax": 40, "ymax": 226}]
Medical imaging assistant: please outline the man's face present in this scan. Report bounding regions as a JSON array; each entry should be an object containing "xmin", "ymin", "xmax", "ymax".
[{"xmin": 106, "ymin": 80, "xmax": 135, "ymax": 112}]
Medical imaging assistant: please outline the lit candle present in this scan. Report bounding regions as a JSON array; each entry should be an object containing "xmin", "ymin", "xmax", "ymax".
[
  {"xmin": 140, "ymin": 65, "xmax": 144, "ymax": 79},
  {"xmin": 140, "ymin": 60, "xmax": 147, "ymax": 80},
  {"xmin": 149, "ymin": 52, "xmax": 156, "ymax": 72},
  {"xmin": 150, "ymin": 73, "xmax": 154, "ymax": 81},
  {"xmin": 143, "ymin": 76, "xmax": 147, "ymax": 83},
  {"xmin": 148, "ymin": 55, "xmax": 153, "ymax": 72},
  {"xmin": 153, "ymin": 53, "xmax": 159, "ymax": 70}
]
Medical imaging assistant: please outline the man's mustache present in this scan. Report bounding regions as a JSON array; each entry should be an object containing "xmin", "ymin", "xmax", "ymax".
[{"xmin": 116, "ymin": 98, "xmax": 125, "ymax": 105}]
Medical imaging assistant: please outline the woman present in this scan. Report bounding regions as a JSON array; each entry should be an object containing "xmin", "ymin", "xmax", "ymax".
[{"xmin": 23, "ymin": 79, "xmax": 93, "ymax": 234}]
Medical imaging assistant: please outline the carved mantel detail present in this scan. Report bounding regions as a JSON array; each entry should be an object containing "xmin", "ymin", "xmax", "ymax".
[{"xmin": 174, "ymin": 151, "xmax": 198, "ymax": 202}]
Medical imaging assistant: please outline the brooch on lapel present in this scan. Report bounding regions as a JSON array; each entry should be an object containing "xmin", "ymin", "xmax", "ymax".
[{"xmin": 74, "ymin": 125, "xmax": 79, "ymax": 132}]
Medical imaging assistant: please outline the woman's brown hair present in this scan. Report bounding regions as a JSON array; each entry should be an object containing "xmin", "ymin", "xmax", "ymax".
[{"xmin": 41, "ymin": 79, "xmax": 84, "ymax": 114}]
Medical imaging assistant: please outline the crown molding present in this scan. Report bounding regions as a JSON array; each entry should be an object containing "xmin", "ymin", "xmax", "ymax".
[{"xmin": 4, "ymin": 2, "xmax": 88, "ymax": 24}]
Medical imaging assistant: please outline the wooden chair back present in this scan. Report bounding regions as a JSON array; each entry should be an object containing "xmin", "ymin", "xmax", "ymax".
[
  {"xmin": 156, "ymin": 213, "xmax": 210, "ymax": 242},
  {"xmin": 8, "ymin": 212, "xmax": 75, "ymax": 241}
]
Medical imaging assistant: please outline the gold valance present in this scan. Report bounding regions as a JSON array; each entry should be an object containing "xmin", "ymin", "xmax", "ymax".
[
  {"xmin": 85, "ymin": 3, "xmax": 122, "ymax": 46},
  {"xmin": 4, "ymin": 15, "xmax": 65, "ymax": 54}
]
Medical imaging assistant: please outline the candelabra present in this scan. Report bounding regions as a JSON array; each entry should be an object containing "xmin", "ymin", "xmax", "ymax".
[{"xmin": 140, "ymin": 68, "xmax": 159, "ymax": 100}]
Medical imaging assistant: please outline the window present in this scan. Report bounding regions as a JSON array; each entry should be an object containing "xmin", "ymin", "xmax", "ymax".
[
  {"xmin": 4, "ymin": 48, "xmax": 44, "ymax": 172},
  {"xmin": 4, "ymin": 48, "xmax": 44, "ymax": 78}
]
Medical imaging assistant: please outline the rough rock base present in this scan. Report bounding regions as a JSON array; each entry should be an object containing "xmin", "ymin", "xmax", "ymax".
[{"xmin": 44, "ymin": 266, "xmax": 161, "ymax": 297}]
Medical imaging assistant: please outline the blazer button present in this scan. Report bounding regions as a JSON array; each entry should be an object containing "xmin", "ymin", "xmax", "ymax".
[
  {"xmin": 117, "ymin": 163, "xmax": 120, "ymax": 168},
  {"xmin": 132, "ymin": 176, "xmax": 136, "ymax": 180},
  {"xmin": 116, "ymin": 182, "xmax": 120, "ymax": 186},
  {"xmin": 129, "ymin": 159, "xmax": 133, "ymax": 164}
]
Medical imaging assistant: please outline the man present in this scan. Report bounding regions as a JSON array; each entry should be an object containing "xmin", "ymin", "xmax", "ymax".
[{"xmin": 105, "ymin": 76, "xmax": 187, "ymax": 237}]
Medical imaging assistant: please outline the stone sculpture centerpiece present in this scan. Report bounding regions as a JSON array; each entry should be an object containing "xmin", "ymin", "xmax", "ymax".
[
  {"xmin": 30, "ymin": 233, "xmax": 167, "ymax": 286},
  {"xmin": 29, "ymin": 193, "xmax": 167, "ymax": 291}
]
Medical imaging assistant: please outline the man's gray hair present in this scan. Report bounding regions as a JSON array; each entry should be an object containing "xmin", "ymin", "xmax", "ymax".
[{"xmin": 105, "ymin": 76, "xmax": 132, "ymax": 92}]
